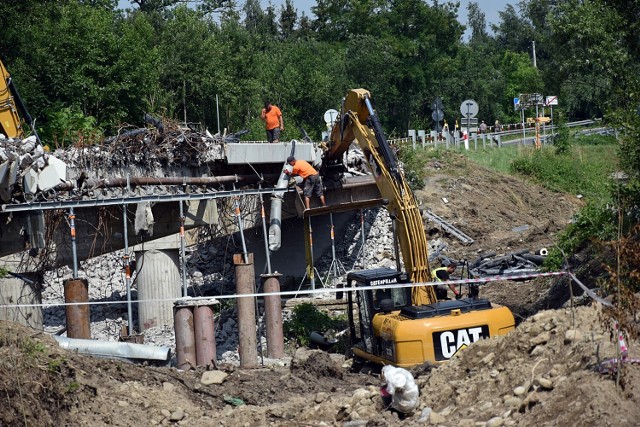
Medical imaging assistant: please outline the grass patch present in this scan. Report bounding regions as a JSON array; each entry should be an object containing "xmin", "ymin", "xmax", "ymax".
[{"xmin": 464, "ymin": 141, "xmax": 618, "ymax": 204}]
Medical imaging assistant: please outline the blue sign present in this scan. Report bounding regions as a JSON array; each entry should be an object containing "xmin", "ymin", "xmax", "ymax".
[{"xmin": 514, "ymin": 97, "xmax": 520, "ymax": 111}]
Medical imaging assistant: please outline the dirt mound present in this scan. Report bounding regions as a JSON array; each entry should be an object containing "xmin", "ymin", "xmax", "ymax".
[
  {"xmin": 2, "ymin": 302, "xmax": 638, "ymax": 426},
  {"xmin": 416, "ymin": 152, "xmax": 582, "ymax": 263}
]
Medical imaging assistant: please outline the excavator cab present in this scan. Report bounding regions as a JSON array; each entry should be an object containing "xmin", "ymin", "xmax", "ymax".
[{"xmin": 346, "ymin": 268, "xmax": 412, "ymax": 363}]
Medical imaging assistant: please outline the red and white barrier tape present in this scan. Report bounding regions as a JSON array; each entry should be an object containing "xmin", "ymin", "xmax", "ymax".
[{"xmin": 0, "ymin": 270, "xmax": 569, "ymax": 309}]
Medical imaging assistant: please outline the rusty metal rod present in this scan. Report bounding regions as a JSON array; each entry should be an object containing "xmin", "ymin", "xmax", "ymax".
[{"xmin": 83, "ymin": 174, "xmax": 278, "ymax": 189}]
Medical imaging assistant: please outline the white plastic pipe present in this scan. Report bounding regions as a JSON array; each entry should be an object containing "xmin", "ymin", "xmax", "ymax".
[{"xmin": 54, "ymin": 336, "xmax": 171, "ymax": 363}]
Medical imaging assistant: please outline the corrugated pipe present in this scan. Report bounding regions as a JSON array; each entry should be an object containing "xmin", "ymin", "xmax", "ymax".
[{"xmin": 54, "ymin": 336, "xmax": 171, "ymax": 364}]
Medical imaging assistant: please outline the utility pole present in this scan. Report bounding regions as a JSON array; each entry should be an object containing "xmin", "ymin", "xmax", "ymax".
[{"xmin": 532, "ymin": 41, "xmax": 537, "ymax": 68}]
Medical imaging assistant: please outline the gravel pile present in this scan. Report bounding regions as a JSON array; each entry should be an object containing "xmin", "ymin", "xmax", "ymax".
[{"xmin": 41, "ymin": 206, "xmax": 417, "ymax": 366}]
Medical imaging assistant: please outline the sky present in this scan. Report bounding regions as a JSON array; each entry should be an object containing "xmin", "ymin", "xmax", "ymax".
[{"xmin": 117, "ymin": 0, "xmax": 516, "ymax": 32}]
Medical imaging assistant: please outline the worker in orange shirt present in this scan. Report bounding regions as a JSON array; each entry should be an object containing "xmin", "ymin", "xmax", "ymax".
[
  {"xmin": 284, "ymin": 156, "xmax": 326, "ymax": 210},
  {"xmin": 260, "ymin": 100, "xmax": 284, "ymax": 143}
]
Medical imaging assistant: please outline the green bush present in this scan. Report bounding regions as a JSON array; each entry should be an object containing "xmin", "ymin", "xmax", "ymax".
[
  {"xmin": 283, "ymin": 302, "xmax": 346, "ymax": 347},
  {"xmin": 41, "ymin": 106, "xmax": 103, "ymax": 147},
  {"xmin": 544, "ymin": 203, "xmax": 617, "ymax": 270}
]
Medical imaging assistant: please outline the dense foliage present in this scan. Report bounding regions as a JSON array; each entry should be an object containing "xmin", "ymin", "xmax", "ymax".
[{"xmin": 0, "ymin": 0, "xmax": 636, "ymax": 143}]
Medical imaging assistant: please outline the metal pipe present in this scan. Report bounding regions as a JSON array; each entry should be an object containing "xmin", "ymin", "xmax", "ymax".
[
  {"xmin": 329, "ymin": 213, "xmax": 337, "ymax": 281},
  {"xmin": 84, "ymin": 174, "xmax": 278, "ymax": 189},
  {"xmin": 3, "ymin": 186, "xmax": 288, "ymax": 213},
  {"xmin": 268, "ymin": 163, "xmax": 291, "ymax": 251},
  {"xmin": 179, "ymin": 201, "xmax": 187, "ymax": 296},
  {"xmin": 307, "ymin": 217, "xmax": 316, "ymax": 290},
  {"xmin": 194, "ymin": 304, "xmax": 216, "ymax": 367},
  {"xmin": 174, "ymin": 305, "xmax": 196, "ymax": 370},
  {"xmin": 63, "ymin": 278, "xmax": 91, "ymax": 339},
  {"xmin": 234, "ymin": 253, "xmax": 258, "ymax": 368},
  {"xmin": 123, "ymin": 202, "xmax": 133, "ymax": 336},
  {"xmin": 360, "ymin": 209, "xmax": 366, "ymax": 268},
  {"xmin": 262, "ymin": 273, "xmax": 284, "ymax": 358},
  {"xmin": 69, "ymin": 207, "xmax": 78, "ymax": 278},
  {"xmin": 54, "ymin": 336, "xmax": 171, "ymax": 363},
  {"xmin": 259, "ymin": 190, "xmax": 272, "ymax": 274},
  {"xmin": 216, "ymin": 94, "xmax": 220, "ymax": 135},
  {"xmin": 234, "ymin": 196, "xmax": 249, "ymax": 264}
]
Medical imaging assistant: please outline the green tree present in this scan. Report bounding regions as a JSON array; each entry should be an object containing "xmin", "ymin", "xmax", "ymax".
[
  {"xmin": 548, "ymin": 0, "xmax": 629, "ymax": 118},
  {"xmin": 279, "ymin": 0, "xmax": 297, "ymax": 39}
]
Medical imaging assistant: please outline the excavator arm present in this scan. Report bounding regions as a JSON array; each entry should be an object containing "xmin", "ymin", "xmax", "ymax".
[
  {"xmin": 328, "ymin": 89, "xmax": 436, "ymax": 304},
  {"xmin": 0, "ymin": 59, "xmax": 39, "ymax": 142}
]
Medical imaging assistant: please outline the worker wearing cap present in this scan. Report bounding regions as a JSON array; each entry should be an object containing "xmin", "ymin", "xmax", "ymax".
[
  {"xmin": 284, "ymin": 156, "xmax": 326, "ymax": 210},
  {"xmin": 431, "ymin": 264, "xmax": 461, "ymax": 300}
]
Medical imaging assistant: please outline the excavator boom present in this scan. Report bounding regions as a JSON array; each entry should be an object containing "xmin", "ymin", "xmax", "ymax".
[
  {"xmin": 0, "ymin": 60, "xmax": 24, "ymax": 139},
  {"xmin": 0, "ymin": 59, "xmax": 39, "ymax": 142},
  {"xmin": 332, "ymin": 89, "xmax": 516, "ymax": 367},
  {"xmin": 328, "ymin": 89, "xmax": 435, "ymax": 304}
]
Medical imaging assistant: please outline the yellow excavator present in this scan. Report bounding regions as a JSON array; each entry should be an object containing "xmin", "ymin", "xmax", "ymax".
[
  {"xmin": 326, "ymin": 89, "xmax": 514, "ymax": 367},
  {"xmin": 0, "ymin": 59, "xmax": 39, "ymax": 142}
]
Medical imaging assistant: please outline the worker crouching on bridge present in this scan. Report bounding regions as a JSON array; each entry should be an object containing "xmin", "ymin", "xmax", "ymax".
[
  {"xmin": 285, "ymin": 156, "xmax": 326, "ymax": 210},
  {"xmin": 431, "ymin": 263, "xmax": 461, "ymax": 300}
]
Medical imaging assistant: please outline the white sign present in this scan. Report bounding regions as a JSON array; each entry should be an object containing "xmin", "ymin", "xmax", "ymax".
[
  {"xmin": 323, "ymin": 109, "xmax": 339, "ymax": 125},
  {"xmin": 460, "ymin": 99, "xmax": 479, "ymax": 118},
  {"xmin": 546, "ymin": 96, "xmax": 558, "ymax": 106}
]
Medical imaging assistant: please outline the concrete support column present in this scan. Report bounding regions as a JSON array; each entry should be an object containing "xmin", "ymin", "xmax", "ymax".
[
  {"xmin": 0, "ymin": 277, "xmax": 43, "ymax": 329},
  {"xmin": 194, "ymin": 304, "xmax": 217, "ymax": 368},
  {"xmin": 135, "ymin": 249, "xmax": 181, "ymax": 331},
  {"xmin": 262, "ymin": 273, "xmax": 284, "ymax": 359},
  {"xmin": 64, "ymin": 278, "xmax": 90, "ymax": 339},
  {"xmin": 173, "ymin": 304, "xmax": 196, "ymax": 370},
  {"xmin": 234, "ymin": 253, "xmax": 258, "ymax": 368}
]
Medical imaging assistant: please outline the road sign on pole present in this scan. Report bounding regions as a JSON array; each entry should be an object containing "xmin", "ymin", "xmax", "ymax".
[
  {"xmin": 432, "ymin": 97, "xmax": 444, "ymax": 133},
  {"xmin": 460, "ymin": 100, "xmax": 478, "ymax": 141},
  {"xmin": 545, "ymin": 96, "xmax": 558, "ymax": 106},
  {"xmin": 514, "ymin": 97, "xmax": 520, "ymax": 111},
  {"xmin": 460, "ymin": 100, "xmax": 479, "ymax": 118}
]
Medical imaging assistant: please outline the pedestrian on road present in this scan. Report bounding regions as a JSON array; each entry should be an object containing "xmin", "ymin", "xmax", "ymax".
[
  {"xmin": 431, "ymin": 263, "xmax": 461, "ymax": 300},
  {"xmin": 285, "ymin": 156, "xmax": 326, "ymax": 210},
  {"xmin": 261, "ymin": 100, "xmax": 283, "ymax": 143},
  {"xmin": 479, "ymin": 120, "xmax": 487, "ymax": 134}
]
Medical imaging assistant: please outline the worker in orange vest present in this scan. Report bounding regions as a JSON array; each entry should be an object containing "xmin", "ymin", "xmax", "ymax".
[{"xmin": 285, "ymin": 156, "xmax": 326, "ymax": 210}]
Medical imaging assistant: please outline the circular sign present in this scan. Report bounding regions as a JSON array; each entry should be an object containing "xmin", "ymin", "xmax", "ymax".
[
  {"xmin": 323, "ymin": 109, "xmax": 339, "ymax": 125},
  {"xmin": 432, "ymin": 110, "xmax": 444, "ymax": 122},
  {"xmin": 460, "ymin": 99, "xmax": 479, "ymax": 118}
]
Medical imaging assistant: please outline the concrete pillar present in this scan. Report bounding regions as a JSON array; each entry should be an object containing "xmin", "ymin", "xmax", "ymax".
[
  {"xmin": 262, "ymin": 273, "xmax": 284, "ymax": 359},
  {"xmin": 235, "ymin": 253, "xmax": 258, "ymax": 368},
  {"xmin": 173, "ymin": 304, "xmax": 196, "ymax": 370},
  {"xmin": 64, "ymin": 278, "xmax": 91, "ymax": 339},
  {"xmin": 0, "ymin": 276, "xmax": 43, "ymax": 329},
  {"xmin": 135, "ymin": 249, "xmax": 181, "ymax": 331},
  {"xmin": 194, "ymin": 304, "xmax": 217, "ymax": 367}
]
